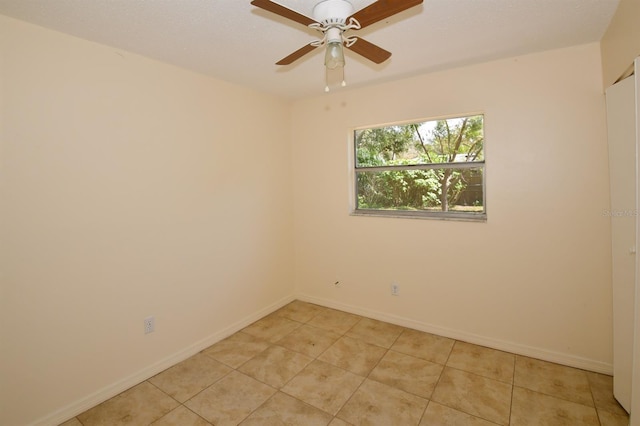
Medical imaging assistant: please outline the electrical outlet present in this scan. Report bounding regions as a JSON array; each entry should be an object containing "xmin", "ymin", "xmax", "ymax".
[
  {"xmin": 391, "ymin": 282, "xmax": 400, "ymax": 296},
  {"xmin": 144, "ymin": 316, "xmax": 155, "ymax": 334}
]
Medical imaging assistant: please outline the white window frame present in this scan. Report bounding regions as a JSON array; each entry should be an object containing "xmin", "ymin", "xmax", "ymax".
[{"xmin": 350, "ymin": 114, "xmax": 487, "ymax": 221}]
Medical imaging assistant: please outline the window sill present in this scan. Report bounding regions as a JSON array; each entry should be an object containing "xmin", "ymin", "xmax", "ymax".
[{"xmin": 351, "ymin": 209, "xmax": 487, "ymax": 222}]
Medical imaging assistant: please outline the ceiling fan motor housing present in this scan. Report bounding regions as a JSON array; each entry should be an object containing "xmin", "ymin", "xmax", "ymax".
[{"xmin": 313, "ymin": 0, "xmax": 354, "ymax": 26}]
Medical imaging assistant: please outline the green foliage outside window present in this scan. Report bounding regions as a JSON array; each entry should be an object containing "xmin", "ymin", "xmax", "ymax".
[{"xmin": 354, "ymin": 115, "xmax": 485, "ymax": 216}]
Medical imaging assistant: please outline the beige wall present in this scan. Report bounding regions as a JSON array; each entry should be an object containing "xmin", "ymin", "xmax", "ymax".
[
  {"xmin": 0, "ymin": 16, "xmax": 294, "ymax": 426},
  {"xmin": 291, "ymin": 43, "xmax": 613, "ymax": 372},
  {"xmin": 601, "ymin": 0, "xmax": 640, "ymax": 87}
]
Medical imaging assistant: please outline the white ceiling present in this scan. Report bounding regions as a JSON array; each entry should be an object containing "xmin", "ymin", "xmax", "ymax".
[{"xmin": 0, "ymin": 0, "xmax": 620, "ymax": 100}]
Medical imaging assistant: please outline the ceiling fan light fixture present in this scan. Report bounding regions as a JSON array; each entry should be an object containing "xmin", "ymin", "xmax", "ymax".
[
  {"xmin": 324, "ymin": 40, "xmax": 345, "ymax": 70},
  {"xmin": 324, "ymin": 26, "xmax": 345, "ymax": 70},
  {"xmin": 323, "ymin": 24, "xmax": 346, "ymax": 91}
]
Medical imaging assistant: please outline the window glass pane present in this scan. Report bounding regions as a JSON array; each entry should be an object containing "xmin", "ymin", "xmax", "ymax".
[
  {"xmin": 353, "ymin": 114, "xmax": 485, "ymax": 219},
  {"xmin": 356, "ymin": 168, "xmax": 484, "ymax": 213},
  {"xmin": 355, "ymin": 115, "xmax": 484, "ymax": 168}
]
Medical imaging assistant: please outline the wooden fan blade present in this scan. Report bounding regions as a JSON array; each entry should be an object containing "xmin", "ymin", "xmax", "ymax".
[
  {"xmin": 346, "ymin": 37, "xmax": 391, "ymax": 64},
  {"xmin": 251, "ymin": 0, "xmax": 317, "ymax": 26},
  {"xmin": 350, "ymin": 0, "xmax": 423, "ymax": 29},
  {"xmin": 276, "ymin": 43, "xmax": 318, "ymax": 65}
]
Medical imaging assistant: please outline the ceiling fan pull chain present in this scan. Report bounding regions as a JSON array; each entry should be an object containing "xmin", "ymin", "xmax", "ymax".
[{"xmin": 325, "ymin": 67, "xmax": 330, "ymax": 92}]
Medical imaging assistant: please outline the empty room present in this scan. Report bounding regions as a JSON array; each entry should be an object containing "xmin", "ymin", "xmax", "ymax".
[{"xmin": 1, "ymin": 0, "xmax": 639, "ymax": 425}]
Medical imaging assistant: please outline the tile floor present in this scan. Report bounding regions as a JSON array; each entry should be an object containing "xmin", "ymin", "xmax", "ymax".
[{"xmin": 61, "ymin": 301, "xmax": 630, "ymax": 426}]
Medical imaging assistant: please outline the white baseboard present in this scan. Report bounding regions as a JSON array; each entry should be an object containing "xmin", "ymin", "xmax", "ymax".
[
  {"xmin": 297, "ymin": 294, "xmax": 613, "ymax": 375},
  {"xmin": 32, "ymin": 294, "xmax": 295, "ymax": 426}
]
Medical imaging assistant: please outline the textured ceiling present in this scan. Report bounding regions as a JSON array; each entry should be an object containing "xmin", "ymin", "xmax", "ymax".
[{"xmin": 0, "ymin": 0, "xmax": 620, "ymax": 100}]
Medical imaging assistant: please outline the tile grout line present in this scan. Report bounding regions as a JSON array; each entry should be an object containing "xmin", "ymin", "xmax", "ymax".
[
  {"xmin": 425, "ymin": 338, "xmax": 454, "ymax": 424},
  {"xmin": 585, "ymin": 371, "xmax": 604, "ymax": 426},
  {"xmin": 301, "ymin": 304, "xmax": 363, "ymax": 424},
  {"xmin": 324, "ymin": 311, "xmax": 365, "ymax": 424},
  {"xmin": 431, "ymin": 340, "xmax": 513, "ymax": 426},
  {"xmin": 250, "ymin": 303, "xmax": 363, "ymax": 425},
  {"xmin": 383, "ymin": 327, "xmax": 433, "ymax": 426},
  {"xmin": 508, "ymin": 354, "xmax": 516, "ymax": 426}
]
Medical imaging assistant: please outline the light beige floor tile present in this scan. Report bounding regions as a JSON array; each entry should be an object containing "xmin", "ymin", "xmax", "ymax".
[
  {"xmin": 337, "ymin": 379, "xmax": 428, "ymax": 426},
  {"xmin": 273, "ymin": 300, "xmax": 325, "ymax": 323},
  {"xmin": 345, "ymin": 317, "xmax": 404, "ymax": 348},
  {"xmin": 447, "ymin": 341, "xmax": 515, "ymax": 383},
  {"xmin": 318, "ymin": 336, "xmax": 387, "ymax": 376},
  {"xmin": 239, "ymin": 392, "xmax": 333, "ymax": 425},
  {"xmin": 276, "ymin": 324, "xmax": 341, "ymax": 358},
  {"xmin": 68, "ymin": 311, "xmax": 624, "ymax": 426},
  {"xmin": 282, "ymin": 360, "xmax": 364, "ymax": 415},
  {"xmin": 514, "ymin": 356, "xmax": 593, "ymax": 406},
  {"xmin": 148, "ymin": 353, "xmax": 231, "ymax": 402},
  {"xmin": 202, "ymin": 331, "xmax": 270, "ymax": 368},
  {"xmin": 77, "ymin": 381, "xmax": 179, "ymax": 426},
  {"xmin": 329, "ymin": 418, "xmax": 353, "ymax": 426},
  {"xmin": 431, "ymin": 367, "xmax": 512, "ymax": 425},
  {"xmin": 598, "ymin": 408, "xmax": 631, "ymax": 426},
  {"xmin": 369, "ymin": 350, "xmax": 443, "ymax": 399},
  {"xmin": 185, "ymin": 371, "xmax": 276, "ymax": 425},
  {"xmin": 391, "ymin": 328, "xmax": 455, "ymax": 365},
  {"xmin": 58, "ymin": 418, "xmax": 83, "ymax": 426},
  {"xmin": 307, "ymin": 308, "xmax": 362, "ymax": 334},
  {"xmin": 151, "ymin": 406, "xmax": 211, "ymax": 426},
  {"xmin": 511, "ymin": 386, "xmax": 599, "ymax": 426},
  {"xmin": 239, "ymin": 345, "xmax": 313, "ymax": 388},
  {"xmin": 420, "ymin": 401, "xmax": 499, "ymax": 426},
  {"xmin": 586, "ymin": 371, "xmax": 628, "ymax": 416},
  {"xmin": 242, "ymin": 313, "xmax": 302, "ymax": 343}
]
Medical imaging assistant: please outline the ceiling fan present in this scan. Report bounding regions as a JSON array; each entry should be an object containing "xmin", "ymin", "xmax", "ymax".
[{"xmin": 250, "ymin": 0, "xmax": 424, "ymax": 91}]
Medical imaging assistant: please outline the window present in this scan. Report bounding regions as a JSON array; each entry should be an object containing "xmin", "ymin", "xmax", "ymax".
[{"xmin": 353, "ymin": 114, "xmax": 485, "ymax": 220}]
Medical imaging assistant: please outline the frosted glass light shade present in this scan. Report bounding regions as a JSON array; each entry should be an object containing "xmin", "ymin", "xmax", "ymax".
[{"xmin": 324, "ymin": 41, "xmax": 345, "ymax": 70}]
